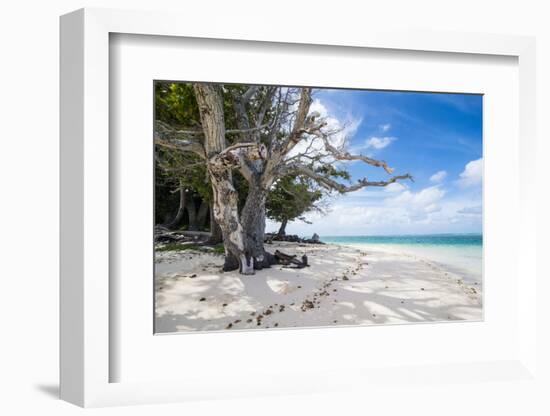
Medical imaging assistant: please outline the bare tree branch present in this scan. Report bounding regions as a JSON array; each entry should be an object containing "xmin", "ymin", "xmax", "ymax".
[
  {"xmin": 155, "ymin": 120, "xmax": 203, "ymax": 136},
  {"xmin": 284, "ymin": 88, "xmax": 313, "ymax": 151},
  {"xmin": 219, "ymin": 142, "xmax": 267, "ymax": 158},
  {"xmin": 154, "ymin": 120, "xmax": 206, "ymax": 158},
  {"xmin": 231, "ymin": 87, "xmax": 256, "ymax": 141},
  {"xmin": 265, "ymin": 88, "xmax": 291, "ymax": 149},
  {"xmin": 154, "ymin": 135, "xmax": 206, "ymax": 159},
  {"xmin": 225, "ymin": 123, "xmax": 271, "ymax": 135},
  {"xmin": 253, "ymin": 86, "xmax": 278, "ymax": 140},
  {"xmin": 242, "ymin": 86, "xmax": 259, "ymax": 102},
  {"xmin": 211, "ymin": 142, "xmax": 268, "ymax": 182},
  {"xmin": 262, "ymin": 88, "xmax": 319, "ymax": 187},
  {"xmin": 316, "ymin": 130, "xmax": 396, "ymax": 174},
  {"xmin": 288, "ymin": 163, "xmax": 413, "ymax": 193}
]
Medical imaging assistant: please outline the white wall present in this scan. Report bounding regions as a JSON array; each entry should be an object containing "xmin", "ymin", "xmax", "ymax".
[{"xmin": 1, "ymin": 0, "xmax": 548, "ymax": 414}]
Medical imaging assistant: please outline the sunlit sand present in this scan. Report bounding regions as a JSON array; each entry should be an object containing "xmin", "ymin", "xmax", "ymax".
[{"xmin": 155, "ymin": 242, "xmax": 482, "ymax": 333}]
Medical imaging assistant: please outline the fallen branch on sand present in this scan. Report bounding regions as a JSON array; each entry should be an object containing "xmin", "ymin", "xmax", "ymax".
[
  {"xmin": 265, "ymin": 232, "xmax": 325, "ymax": 245},
  {"xmin": 274, "ymin": 250, "xmax": 309, "ymax": 268},
  {"xmin": 154, "ymin": 225, "xmax": 210, "ymax": 244}
]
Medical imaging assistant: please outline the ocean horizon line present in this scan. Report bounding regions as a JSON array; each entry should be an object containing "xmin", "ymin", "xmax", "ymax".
[
  {"xmin": 318, "ymin": 234, "xmax": 483, "ymax": 247},
  {"xmin": 318, "ymin": 232, "xmax": 482, "ymax": 238}
]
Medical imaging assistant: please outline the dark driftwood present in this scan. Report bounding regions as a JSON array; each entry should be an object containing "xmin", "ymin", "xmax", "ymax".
[
  {"xmin": 156, "ymin": 233, "xmax": 183, "ymax": 243},
  {"xmin": 154, "ymin": 227, "xmax": 210, "ymax": 244},
  {"xmin": 264, "ymin": 233, "xmax": 325, "ymax": 245},
  {"xmin": 274, "ymin": 250, "xmax": 309, "ymax": 268}
]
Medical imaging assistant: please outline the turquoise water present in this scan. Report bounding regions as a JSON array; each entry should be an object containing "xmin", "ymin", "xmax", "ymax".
[{"xmin": 321, "ymin": 234, "xmax": 483, "ymax": 283}]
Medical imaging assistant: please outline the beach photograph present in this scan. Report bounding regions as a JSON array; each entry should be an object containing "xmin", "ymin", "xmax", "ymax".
[{"xmin": 154, "ymin": 82, "xmax": 483, "ymax": 333}]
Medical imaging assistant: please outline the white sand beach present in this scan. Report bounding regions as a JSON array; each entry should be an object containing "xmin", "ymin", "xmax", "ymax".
[{"xmin": 155, "ymin": 242, "xmax": 482, "ymax": 333}]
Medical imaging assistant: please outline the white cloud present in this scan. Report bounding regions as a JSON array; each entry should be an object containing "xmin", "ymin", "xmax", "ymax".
[
  {"xmin": 268, "ymin": 182, "xmax": 482, "ymax": 236},
  {"xmin": 384, "ymin": 182, "xmax": 407, "ymax": 193},
  {"xmin": 385, "ymin": 186, "xmax": 446, "ymax": 222},
  {"xmin": 457, "ymin": 205, "xmax": 482, "ymax": 215},
  {"xmin": 287, "ymin": 99, "xmax": 362, "ymax": 161},
  {"xmin": 429, "ymin": 170, "xmax": 447, "ymax": 183},
  {"xmin": 388, "ymin": 186, "xmax": 446, "ymax": 214},
  {"xmin": 363, "ymin": 136, "xmax": 396, "ymax": 150},
  {"xmin": 457, "ymin": 158, "xmax": 483, "ymax": 187},
  {"xmin": 424, "ymin": 203, "xmax": 441, "ymax": 214},
  {"xmin": 286, "ymin": 185, "xmax": 447, "ymax": 231},
  {"xmin": 380, "ymin": 123, "xmax": 391, "ymax": 132}
]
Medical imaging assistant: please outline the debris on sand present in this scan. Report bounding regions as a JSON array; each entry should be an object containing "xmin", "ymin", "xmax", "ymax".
[{"xmin": 301, "ymin": 300, "xmax": 315, "ymax": 311}]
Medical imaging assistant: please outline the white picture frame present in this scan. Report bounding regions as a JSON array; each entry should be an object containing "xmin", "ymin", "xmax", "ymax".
[{"xmin": 60, "ymin": 7, "xmax": 538, "ymax": 407}]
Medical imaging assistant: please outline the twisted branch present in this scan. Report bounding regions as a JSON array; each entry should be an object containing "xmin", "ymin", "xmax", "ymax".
[
  {"xmin": 154, "ymin": 120, "xmax": 206, "ymax": 158},
  {"xmin": 288, "ymin": 164, "xmax": 413, "ymax": 193}
]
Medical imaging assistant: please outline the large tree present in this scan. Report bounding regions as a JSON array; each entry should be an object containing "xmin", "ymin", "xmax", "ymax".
[{"xmin": 155, "ymin": 83, "xmax": 412, "ymax": 274}]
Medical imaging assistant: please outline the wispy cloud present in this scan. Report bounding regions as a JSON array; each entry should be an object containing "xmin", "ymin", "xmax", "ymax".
[
  {"xmin": 267, "ymin": 182, "xmax": 482, "ymax": 236},
  {"xmin": 457, "ymin": 205, "xmax": 482, "ymax": 215},
  {"xmin": 287, "ymin": 98, "xmax": 362, "ymax": 160},
  {"xmin": 384, "ymin": 182, "xmax": 407, "ymax": 193},
  {"xmin": 363, "ymin": 136, "xmax": 396, "ymax": 150},
  {"xmin": 430, "ymin": 170, "xmax": 447, "ymax": 183},
  {"xmin": 379, "ymin": 123, "xmax": 391, "ymax": 132},
  {"xmin": 431, "ymin": 93, "xmax": 482, "ymax": 114}
]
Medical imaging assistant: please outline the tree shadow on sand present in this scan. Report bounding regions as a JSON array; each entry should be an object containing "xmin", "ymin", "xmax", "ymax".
[{"xmin": 155, "ymin": 268, "xmax": 481, "ymax": 333}]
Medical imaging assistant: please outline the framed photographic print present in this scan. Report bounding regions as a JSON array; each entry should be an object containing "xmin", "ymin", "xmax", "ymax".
[
  {"xmin": 60, "ymin": 8, "xmax": 538, "ymax": 407},
  {"xmin": 152, "ymin": 81, "xmax": 483, "ymax": 334}
]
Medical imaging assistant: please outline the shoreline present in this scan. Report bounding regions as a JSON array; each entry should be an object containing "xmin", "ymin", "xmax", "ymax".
[
  {"xmin": 330, "ymin": 241, "xmax": 482, "ymax": 286},
  {"xmin": 155, "ymin": 241, "xmax": 482, "ymax": 333}
]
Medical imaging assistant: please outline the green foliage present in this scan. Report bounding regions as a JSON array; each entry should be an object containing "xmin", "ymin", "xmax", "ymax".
[
  {"xmin": 316, "ymin": 164, "xmax": 351, "ymax": 181},
  {"xmin": 155, "ymin": 82, "xmax": 200, "ymax": 126},
  {"xmin": 155, "ymin": 242, "xmax": 225, "ymax": 255},
  {"xmin": 155, "ymin": 81, "xmax": 212, "ymax": 226},
  {"xmin": 266, "ymin": 175, "xmax": 323, "ymax": 224},
  {"xmin": 211, "ymin": 243, "xmax": 226, "ymax": 255}
]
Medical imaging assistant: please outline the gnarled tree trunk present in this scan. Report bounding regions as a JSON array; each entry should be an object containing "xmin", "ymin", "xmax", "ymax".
[
  {"xmin": 194, "ymin": 83, "xmax": 255, "ymax": 275},
  {"xmin": 209, "ymin": 169, "xmax": 254, "ymax": 274},
  {"xmin": 277, "ymin": 218, "xmax": 288, "ymax": 237},
  {"xmin": 166, "ymin": 183, "xmax": 186, "ymax": 230},
  {"xmin": 196, "ymin": 200, "xmax": 209, "ymax": 229},
  {"xmin": 207, "ymin": 202, "xmax": 223, "ymax": 245},
  {"xmin": 186, "ymin": 195, "xmax": 198, "ymax": 231},
  {"xmin": 240, "ymin": 184, "xmax": 276, "ymax": 269}
]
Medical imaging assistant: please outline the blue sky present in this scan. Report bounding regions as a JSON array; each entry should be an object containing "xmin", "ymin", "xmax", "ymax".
[{"xmin": 266, "ymin": 88, "xmax": 483, "ymax": 237}]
